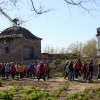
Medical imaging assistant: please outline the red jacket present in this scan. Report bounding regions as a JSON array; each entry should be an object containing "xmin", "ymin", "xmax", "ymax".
[
  {"xmin": 74, "ymin": 62, "xmax": 80, "ymax": 69},
  {"xmin": 38, "ymin": 64, "xmax": 45, "ymax": 73},
  {"xmin": 10, "ymin": 65, "xmax": 16, "ymax": 72},
  {"xmin": 82, "ymin": 66, "xmax": 87, "ymax": 74}
]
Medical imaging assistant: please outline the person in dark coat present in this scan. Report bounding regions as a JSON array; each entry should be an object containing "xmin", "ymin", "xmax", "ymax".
[
  {"xmin": 97, "ymin": 62, "xmax": 100, "ymax": 79},
  {"xmin": 69, "ymin": 61, "xmax": 74, "ymax": 81},
  {"xmin": 87, "ymin": 59, "xmax": 94, "ymax": 80}
]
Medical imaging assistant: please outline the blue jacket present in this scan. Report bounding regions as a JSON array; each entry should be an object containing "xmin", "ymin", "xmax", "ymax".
[
  {"xmin": 5, "ymin": 65, "xmax": 10, "ymax": 72},
  {"xmin": 66, "ymin": 65, "xmax": 69, "ymax": 73}
]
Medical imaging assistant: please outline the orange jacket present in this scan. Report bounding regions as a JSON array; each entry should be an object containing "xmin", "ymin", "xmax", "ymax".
[{"xmin": 18, "ymin": 66, "xmax": 24, "ymax": 73}]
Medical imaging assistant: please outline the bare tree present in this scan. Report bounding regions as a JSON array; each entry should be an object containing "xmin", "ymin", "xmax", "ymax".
[{"xmin": 0, "ymin": 0, "xmax": 100, "ymax": 15}]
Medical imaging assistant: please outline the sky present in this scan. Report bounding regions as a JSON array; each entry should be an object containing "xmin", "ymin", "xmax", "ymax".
[{"xmin": 0, "ymin": 0, "xmax": 100, "ymax": 52}]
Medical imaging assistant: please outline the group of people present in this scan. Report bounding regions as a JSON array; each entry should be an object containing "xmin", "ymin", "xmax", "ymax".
[
  {"xmin": 0, "ymin": 61, "xmax": 51, "ymax": 81},
  {"xmin": 64, "ymin": 58, "xmax": 95, "ymax": 81}
]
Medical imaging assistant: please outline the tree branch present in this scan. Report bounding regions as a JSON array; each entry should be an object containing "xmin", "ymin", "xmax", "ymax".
[{"xmin": 30, "ymin": 0, "xmax": 51, "ymax": 14}]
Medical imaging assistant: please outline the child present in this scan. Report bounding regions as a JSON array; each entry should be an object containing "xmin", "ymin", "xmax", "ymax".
[{"xmin": 82, "ymin": 63, "xmax": 88, "ymax": 81}]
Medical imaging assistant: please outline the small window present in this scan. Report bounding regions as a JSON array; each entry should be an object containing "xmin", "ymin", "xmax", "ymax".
[{"xmin": 5, "ymin": 47, "xmax": 9, "ymax": 54}]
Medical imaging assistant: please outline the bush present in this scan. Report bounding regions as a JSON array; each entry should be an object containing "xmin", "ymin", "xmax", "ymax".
[
  {"xmin": 51, "ymin": 59, "xmax": 61, "ymax": 66},
  {"xmin": 0, "ymin": 90, "xmax": 14, "ymax": 100},
  {"xmin": 0, "ymin": 78, "xmax": 2, "ymax": 86},
  {"xmin": 53, "ymin": 72, "xmax": 63, "ymax": 77}
]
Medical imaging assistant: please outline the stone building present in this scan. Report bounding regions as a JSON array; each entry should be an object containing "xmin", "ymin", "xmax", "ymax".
[{"xmin": 0, "ymin": 26, "xmax": 42, "ymax": 63}]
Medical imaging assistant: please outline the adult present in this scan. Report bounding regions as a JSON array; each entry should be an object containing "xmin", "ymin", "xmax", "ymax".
[
  {"xmin": 0, "ymin": 63, "xmax": 2, "ymax": 78},
  {"xmin": 10, "ymin": 62, "xmax": 16, "ymax": 79},
  {"xmin": 97, "ymin": 62, "xmax": 100, "ymax": 79},
  {"xmin": 5, "ymin": 63, "xmax": 10, "ymax": 79},
  {"xmin": 38, "ymin": 61, "xmax": 45, "ymax": 81},
  {"xmin": 73, "ymin": 60, "xmax": 80, "ymax": 79},
  {"xmin": 44, "ymin": 61, "xmax": 51, "ymax": 79},
  {"xmin": 18, "ymin": 64, "xmax": 24, "ymax": 79},
  {"xmin": 22, "ymin": 62, "xmax": 26, "ymax": 77},
  {"xmin": 64, "ymin": 60, "xmax": 69, "ymax": 79},
  {"xmin": 69, "ymin": 61, "xmax": 74, "ymax": 81},
  {"xmin": 15, "ymin": 62, "xmax": 19, "ymax": 79},
  {"xmin": 87, "ymin": 59, "xmax": 94, "ymax": 80},
  {"xmin": 29, "ymin": 63, "xmax": 35, "ymax": 78},
  {"xmin": 77, "ymin": 57, "xmax": 82, "ymax": 76},
  {"xmin": 82, "ymin": 63, "xmax": 88, "ymax": 81},
  {"xmin": 1, "ymin": 63, "xmax": 6, "ymax": 78}
]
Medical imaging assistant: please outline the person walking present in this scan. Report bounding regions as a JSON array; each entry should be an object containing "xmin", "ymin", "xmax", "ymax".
[
  {"xmin": 77, "ymin": 57, "xmax": 82, "ymax": 76},
  {"xmin": 18, "ymin": 64, "xmax": 24, "ymax": 79},
  {"xmin": 69, "ymin": 61, "xmax": 74, "ymax": 81},
  {"xmin": 44, "ymin": 61, "xmax": 51, "ymax": 80},
  {"xmin": 64, "ymin": 60, "xmax": 69, "ymax": 79},
  {"xmin": 38, "ymin": 61, "xmax": 45, "ymax": 81},
  {"xmin": 97, "ymin": 61, "xmax": 100, "ymax": 79},
  {"xmin": 15, "ymin": 62, "xmax": 19, "ymax": 79},
  {"xmin": 65, "ymin": 61, "xmax": 70, "ymax": 80},
  {"xmin": 82, "ymin": 63, "xmax": 88, "ymax": 81},
  {"xmin": 87, "ymin": 59, "xmax": 94, "ymax": 80},
  {"xmin": 29, "ymin": 63, "xmax": 35, "ymax": 78},
  {"xmin": 0, "ymin": 63, "xmax": 2, "ymax": 78},
  {"xmin": 73, "ymin": 60, "xmax": 80, "ymax": 79},
  {"xmin": 5, "ymin": 63, "xmax": 10, "ymax": 79},
  {"xmin": 10, "ymin": 62, "xmax": 16, "ymax": 79}
]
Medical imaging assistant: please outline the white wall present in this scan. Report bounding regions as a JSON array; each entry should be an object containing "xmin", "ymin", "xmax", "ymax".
[{"xmin": 97, "ymin": 36, "xmax": 100, "ymax": 56}]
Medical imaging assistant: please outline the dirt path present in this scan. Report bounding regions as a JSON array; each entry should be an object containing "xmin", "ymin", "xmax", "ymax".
[{"xmin": 1, "ymin": 77, "xmax": 100, "ymax": 94}]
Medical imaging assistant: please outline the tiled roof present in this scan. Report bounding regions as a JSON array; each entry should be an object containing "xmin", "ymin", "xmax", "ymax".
[{"xmin": 0, "ymin": 26, "xmax": 42, "ymax": 40}]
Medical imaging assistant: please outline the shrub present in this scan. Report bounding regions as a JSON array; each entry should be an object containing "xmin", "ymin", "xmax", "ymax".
[
  {"xmin": 66, "ymin": 92, "xmax": 90, "ymax": 100},
  {"xmin": 0, "ymin": 90, "xmax": 14, "ymax": 100},
  {"xmin": 51, "ymin": 59, "xmax": 61, "ymax": 66},
  {"xmin": 53, "ymin": 72, "xmax": 63, "ymax": 77}
]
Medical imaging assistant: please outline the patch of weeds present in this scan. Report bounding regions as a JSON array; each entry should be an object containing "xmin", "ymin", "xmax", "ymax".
[
  {"xmin": 93, "ymin": 80, "xmax": 99, "ymax": 84},
  {"xmin": 92, "ymin": 87, "xmax": 100, "ymax": 93},
  {"xmin": 66, "ymin": 92, "xmax": 90, "ymax": 100},
  {"xmin": 91, "ymin": 87, "xmax": 100, "ymax": 98},
  {"xmin": 0, "ymin": 90, "xmax": 14, "ymax": 100},
  {"xmin": 88, "ymin": 79, "xmax": 94, "ymax": 83},
  {"xmin": 23, "ymin": 86, "xmax": 57, "ymax": 100},
  {"xmin": 88, "ymin": 79, "xmax": 99, "ymax": 84},
  {"xmin": 51, "ymin": 85, "xmax": 69, "ymax": 98},
  {"xmin": 53, "ymin": 72, "xmax": 63, "ymax": 77},
  {"xmin": 0, "ymin": 78, "xmax": 2, "ymax": 86},
  {"xmin": 97, "ymin": 92, "xmax": 100, "ymax": 97},
  {"xmin": 10, "ymin": 85, "xmax": 23, "ymax": 93}
]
